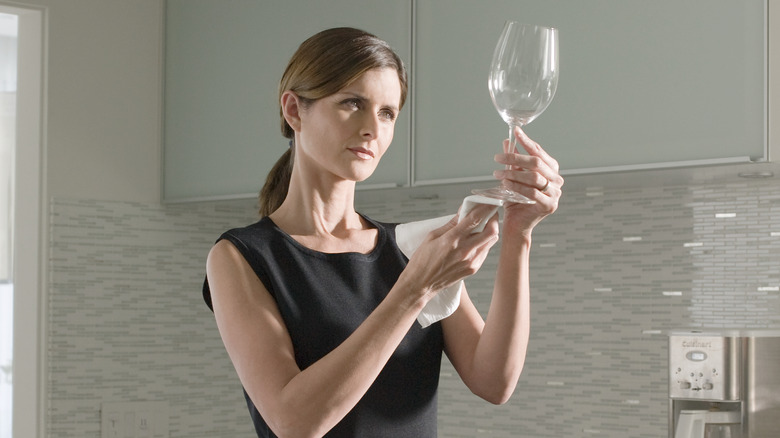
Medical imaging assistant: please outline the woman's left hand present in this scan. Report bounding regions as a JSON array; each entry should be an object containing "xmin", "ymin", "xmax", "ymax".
[{"xmin": 492, "ymin": 126, "xmax": 563, "ymax": 238}]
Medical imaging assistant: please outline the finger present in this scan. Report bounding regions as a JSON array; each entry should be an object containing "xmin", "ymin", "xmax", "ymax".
[
  {"xmin": 494, "ymin": 169, "xmax": 562, "ymax": 204},
  {"xmin": 514, "ymin": 126, "xmax": 560, "ymax": 173},
  {"xmin": 495, "ymin": 147, "xmax": 556, "ymax": 181},
  {"xmin": 494, "ymin": 166, "xmax": 554, "ymax": 194},
  {"xmin": 462, "ymin": 212, "xmax": 500, "ymax": 247},
  {"xmin": 455, "ymin": 204, "xmax": 500, "ymax": 234},
  {"xmin": 467, "ymin": 232, "xmax": 499, "ymax": 269},
  {"xmin": 501, "ymin": 129, "xmax": 564, "ymax": 192},
  {"xmin": 467, "ymin": 210, "xmax": 500, "ymax": 235},
  {"xmin": 481, "ymin": 211, "xmax": 500, "ymax": 236},
  {"xmin": 502, "ymin": 177, "xmax": 561, "ymax": 209},
  {"xmin": 428, "ymin": 214, "xmax": 459, "ymax": 239}
]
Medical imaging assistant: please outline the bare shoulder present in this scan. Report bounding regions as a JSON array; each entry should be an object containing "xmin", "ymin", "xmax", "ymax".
[
  {"xmin": 205, "ymin": 238, "xmax": 300, "ymax": 413},
  {"xmin": 207, "ymin": 239, "xmax": 243, "ymax": 272},
  {"xmin": 206, "ymin": 239, "xmax": 267, "ymax": 308}
]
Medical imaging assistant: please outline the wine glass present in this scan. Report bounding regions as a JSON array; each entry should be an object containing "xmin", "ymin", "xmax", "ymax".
[{"xmin": 473, "ymin": 21, "xmax": 559, "ymax": 204}]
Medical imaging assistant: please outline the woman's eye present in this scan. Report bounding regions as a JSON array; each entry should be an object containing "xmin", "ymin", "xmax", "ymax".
[
  {"xmin": 380, "ymin": 109, "xmax": 396, "ymax": 122},
  {"xmin": 343, "ymin": 99, "xmax": 361, "ymax": 110}
]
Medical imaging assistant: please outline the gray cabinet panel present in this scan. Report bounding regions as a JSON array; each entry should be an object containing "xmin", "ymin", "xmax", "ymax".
[
  {"xmin": 413, "ymin": 0, "xmax": 766, "ymax": 183},
  {"xmin": 164, "ymin": 0, "xmax": 411, "ymax": 201},
  {"xmin": 165, "ymin": 1, "xmax": 767, "ymax": 199}
]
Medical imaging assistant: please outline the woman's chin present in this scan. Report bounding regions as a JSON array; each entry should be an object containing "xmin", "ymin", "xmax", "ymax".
[{"xmin": 349, "ymin": 166, "xmax": 379, "ymax": 183}]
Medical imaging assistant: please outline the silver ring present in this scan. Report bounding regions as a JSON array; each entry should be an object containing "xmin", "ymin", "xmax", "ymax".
[{"xmin": 540, "ymin": 179, "xmax": 550, "ymax": 192}]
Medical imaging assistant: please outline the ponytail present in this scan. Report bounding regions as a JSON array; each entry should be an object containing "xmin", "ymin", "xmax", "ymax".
[{"xmin": 258, "ymin": 145, "xmax": 293, "ymax": 217}]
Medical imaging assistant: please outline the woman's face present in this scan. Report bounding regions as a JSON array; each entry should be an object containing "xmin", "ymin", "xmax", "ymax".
[{"xmin": 295, "ymin": 67, "xmax": 402, "ymax": 183}]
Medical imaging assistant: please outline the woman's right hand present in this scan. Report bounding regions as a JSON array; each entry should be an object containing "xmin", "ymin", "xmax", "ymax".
[{"xmin": 399, "ymin": 204, "xmax": 500, "ymax": 302}]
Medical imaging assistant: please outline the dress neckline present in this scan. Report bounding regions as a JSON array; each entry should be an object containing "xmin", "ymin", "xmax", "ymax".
[{"xmin": 261, "ymin": 213, "xmax": 386, "ymax": 261}]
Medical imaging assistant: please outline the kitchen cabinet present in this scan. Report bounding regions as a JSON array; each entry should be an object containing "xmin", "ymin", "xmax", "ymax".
[
  {"xmin": 412, "ymin": 0, "xmax": 768, "ymax": 184},
  {"xmin": 164, "ymin": 0, "xmax": 772, "ymax": 200},
  {"xmin": 163, "ymin": 0, "xmax": 411, "ymax": 201}
]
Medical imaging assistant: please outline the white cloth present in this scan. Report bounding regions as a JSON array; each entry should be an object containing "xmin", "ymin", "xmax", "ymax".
[{"xmin": 395, "ymin": 195, "xmax": 503, "ymax": 328}]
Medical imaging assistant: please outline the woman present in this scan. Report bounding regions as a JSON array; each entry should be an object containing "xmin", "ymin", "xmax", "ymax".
[{"xmin": 204, "ymin": 27, "xmax": 562, "ymax": 437}]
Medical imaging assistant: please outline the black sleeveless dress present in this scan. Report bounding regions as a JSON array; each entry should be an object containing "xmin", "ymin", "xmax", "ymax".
[{"xmin": 203, "ymin": 215, "xmax": 443, "ymax": 437}]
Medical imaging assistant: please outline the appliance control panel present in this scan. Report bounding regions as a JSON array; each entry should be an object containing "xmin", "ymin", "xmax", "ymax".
[{"xmin": 669, "ymin": 333, "xmax": 741, "ymax": 401}]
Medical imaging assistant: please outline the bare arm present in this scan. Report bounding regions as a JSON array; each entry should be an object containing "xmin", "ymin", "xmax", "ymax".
[
  {"xmin": 207, "ymin": 205, "xmax": 500, "ymax": 437},
  {"xmin": 443, "ymin": 127, "xmax": 562, "ymax": 404}
]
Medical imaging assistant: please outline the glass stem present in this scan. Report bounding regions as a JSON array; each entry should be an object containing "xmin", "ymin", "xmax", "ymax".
[{"xmin": 506, "ymin": 123, "xmax": 519, "ymax": 170}]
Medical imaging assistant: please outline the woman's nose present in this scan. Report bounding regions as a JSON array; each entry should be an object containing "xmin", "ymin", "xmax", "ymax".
[{"xmin": 360, "ymin": 112, "xmax": 379, "ymax": 139}]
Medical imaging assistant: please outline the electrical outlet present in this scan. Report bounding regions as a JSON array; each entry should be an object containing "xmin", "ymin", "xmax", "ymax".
[{"xmin": 101, "ymin": 401, "xmax": 169, "ymax": 438}]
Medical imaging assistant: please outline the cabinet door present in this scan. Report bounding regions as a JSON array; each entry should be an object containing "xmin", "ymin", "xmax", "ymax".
[
  {"xmin": 164, "ymin": 0, "xmax": 411, "ymax": 201},
  {"xmin": 413, "ymin": 0, "xmax": 766, "ymax": 184}
]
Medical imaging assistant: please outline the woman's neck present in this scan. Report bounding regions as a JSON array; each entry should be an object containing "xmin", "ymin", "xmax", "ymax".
[
  {"xmin": 270, "ymin": 171, "xmax": 363, "ymax": 238},
  {"xmin": 269, "ymin": 176, "xmax": 380, "ymax": 254}
]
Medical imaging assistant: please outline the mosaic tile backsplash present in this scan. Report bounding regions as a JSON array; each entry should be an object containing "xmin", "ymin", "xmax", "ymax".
[{"xmin": 47, "ymin": 177, "xmax": 780, "ymax": 437}]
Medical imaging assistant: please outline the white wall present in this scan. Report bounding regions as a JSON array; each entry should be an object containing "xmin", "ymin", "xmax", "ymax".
[
  {"xmin": 6, "ymin": 1, "xmax": 162, "ymax": 436},
  {"xmin": 18, "ymin": 0, "xmax": 163, "ymax": 203}
]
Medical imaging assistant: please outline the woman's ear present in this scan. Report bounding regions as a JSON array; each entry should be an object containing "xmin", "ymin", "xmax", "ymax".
[{"xmin": 281, "ymin": 91, "xmax": 302, "ymax": 133}]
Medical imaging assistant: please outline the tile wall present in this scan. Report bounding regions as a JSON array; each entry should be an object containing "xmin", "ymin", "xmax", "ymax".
[
  {"xmin": 46, "ymin": 176, "xmax": 780, "ymax": 437},
  {"xmin": 47, "ymin": 199, "xmax": 257, "ymax": 438}
]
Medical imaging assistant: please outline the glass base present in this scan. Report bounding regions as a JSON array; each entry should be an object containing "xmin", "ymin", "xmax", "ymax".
[{"xmin": 472, "ymin": 186, "xmax": 536, "ymax": 204}]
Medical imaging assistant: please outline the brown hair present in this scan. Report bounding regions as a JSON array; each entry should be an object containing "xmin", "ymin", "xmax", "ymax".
[{"xmin": 258, "ymin": 27, "xmax": 408, "ymax": 216}]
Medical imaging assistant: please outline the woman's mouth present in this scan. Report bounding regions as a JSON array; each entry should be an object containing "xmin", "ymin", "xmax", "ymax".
[{"xmin": 348, "ymin": 148, "xmax": 375, "ymax": 160}]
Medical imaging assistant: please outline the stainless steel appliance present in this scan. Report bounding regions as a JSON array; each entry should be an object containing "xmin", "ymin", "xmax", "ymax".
[{"xmin": 669, "ymin": 330, "xmax": 780, "ymax": 438}]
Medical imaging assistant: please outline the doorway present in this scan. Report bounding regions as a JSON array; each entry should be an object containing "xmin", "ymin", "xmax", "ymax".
[{"xmin": 0, "ymin": 3, "xmax": 44, "ymax": 438}]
